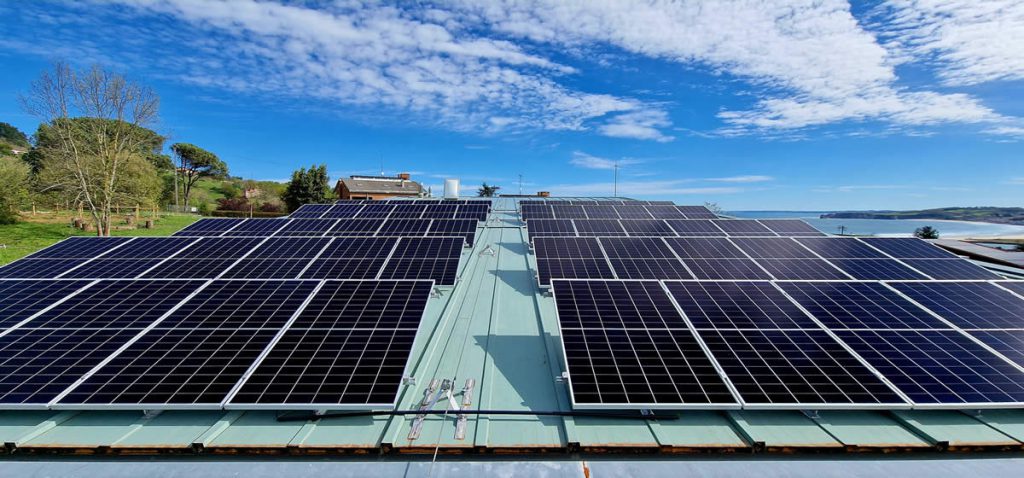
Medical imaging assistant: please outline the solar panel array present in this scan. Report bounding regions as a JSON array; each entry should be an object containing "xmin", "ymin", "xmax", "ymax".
[
  {"xmin": 526, "ymin": 219, "xmax": 825, "ymax": 241},
  {"xmin": 0, "ymin": 278, "xmax": 433, "ymax": 410},
  {"xmin": 553, "ymin": 278, "xmax": 1024, "ymax": 409},
  {"xmin": 174, "ymin": 217, "xmax": 479, "ymax": 246},
  {"xmin": 521, "ymin": 203, "xmax": 718, "ymax": 220},
  {"xmin": 0, "ymin": 236, "xmax": 465, "ymax": 286},
  {"xmin": 532, "ymin": 236, "xmax": 995, "ymax": 286},
  {"xmin": 290, "ymin": 201, "xmax": 488, "ymax": 221}
]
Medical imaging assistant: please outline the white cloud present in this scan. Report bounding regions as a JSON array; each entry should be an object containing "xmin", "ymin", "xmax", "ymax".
[
  {"xmin": 877, "ymin": 0, "xmax": 1024, "ymax": 86},
  {"xmin": 598, "ymin": 109, "xmax": 674, "ymax": 142},
  {"xmin": 568, "ymin": 151, "xmax": 643, "ymax": 170},
  {"xmin": 708, "ymin": 175, "xmax": 774, "ymax": 183}
]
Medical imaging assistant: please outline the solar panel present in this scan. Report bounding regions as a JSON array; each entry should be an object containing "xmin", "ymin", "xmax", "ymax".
[
  {"xmin": 535, "ymin": 237, "xmax": 604, "ymax": 258},
  {"xmin": 712, "ymin": 220, "xmax": 775, "ymax": 236},
  {"xmin": 60, "ymin": 258, "xmax": 166, "ymax": 279},
  {"xmin": 608, "ymin": 259, "xmax": 693, "ymax": 279},
  {"xmin": 664, "ymin": 220, "xmax": 726, "ymax": 236},
  {"xmin": 220, "ymin": 259, "xmax": 313, "ymax": 279},
  {"xmin": 965, "ymin": 330, "xmax": 1024, "ymax": 367},
  {"xmin": 551, "ymin": 205, "xmax": 587, "ymax": 219},
  {"xmin": 175, "ymin": 237, "xmax": 264, "ymax": 259},
  {"xmin": 300, "ymin": 258, "xmax": 387, "ymax": 279},
  {"xmin": 228, "ymin": 280, "xmax": 433, "ymax": 408},
  {"xmin": 525, "ymin": 219, "xmax": 575, "ymax": 241},
  {"xmin": 56, "ymin": 280, "xmax": 320, "ymax": 407},
  {"xmin": 644, "ymin": 205, "xmax": 688, "ymax": 219},
  {"xmin": 379, "ymin": 237, "xmax": 463, "ymax": 285},
  {"xmin": 552, "ymin": 280, "xmax": 736, "ymax": 407},
  {"xmin": 101, "ymin": 238, "xmax": 195, "ymax": 259},
  {"xmin": 222, "ymin": 219, "xmax": 290, "ymax": 237},
  {"xmin": 599, "ymin": 238, "xmax": 675, "ymax": 259},
  {"xmin": 25, "ymin": 237, "xmax": 132, "ymax": 259},
  {"xmin": 321, "ymin": 204, "xmax": 364, "ymax": 219},
  {"xmin": 826, "ymin": 259, "xmax": 929, "ymax": 280},
  {"xmin": 891, "ymin": 282, "xmax": 1024, "ymax": 329},
  {"xmin": 698, "ymin": 329, "xmax": 905, "ymax": 406},
  {"xmin": 834, "ymin": 329, "xmax": 1024, "ymax": 405},
  {"xmin": 778, "ymin": 282, "xmax": 946, "ymax": 329},
  {"xmin": 536, "ymin": 258, "xmax": 615, "ymax": 286},
  {"xmin": 0, "ymin": 280, "xmax": 93, "ymax": 331},
  {"xmin": 614, "ymin": 206, "xmax": 654, "ymax": 220},
  {"xmin": 901, "ymin": 259, "xmax": 1002, "ymax": 280},
  {"xmin": 859, "ymin": 238, "xmax": 955, "ymax": 258},
  {"xmin": 795, "ymin": 238, "xmax": 886, "ymax": 259},
  {"xmin": 355, "ymin": 204, "xmax": 395, "ymax": 219},
  {"xmin": 289, "ymin": 204, "xmax": 332, "ymax": 218},
  {"xmin": 140, "ymin": 259, "xmax": 239, "ymax": 279},
  {"xmin": 0, "ymin": 259, "xmax": 89, "ymax": 279},
  {"xmin": 758, "ymin": 219, "xmax": 825, "ymax": 236},
  {"xmin": 246, "ymin": 237, "xmax": 330, "ymax": 259},
  {"xmin": 453, "ymin": 204, "xmax": 489, "ymax": 221},
  {"xmin": 378, "ymin": 218, "xmax": 432, "ymax": 236},
  {"xmin": 274, "ymin": 219, "xmax": 338, "ymax": 236},
  {"xmin": 665, "ymin": 238, "xmax": 747, "ymax": 259},
  {"xmin": 1001, "ymin": 281, "xmax": 1024, "ymax": 297},
  {"xmin": 753, "ymin": 258, "xmax": 851, "ymax": 280},
  {"xmin": 427, "ymin": 219, "xmax": 477, "ymax": 246},
  {"xmin": 172, "ymin": 218, "xmax": 244, "ymax": 236},
  {"xmin": 327, "ymin": 218, "xmax": 385, "ymax": 236},
  {"xmin": 388, "ymin": 204, "xmax": 427, "ymax": 219},
  {"xmin": 620, "ymin": 220, "xmax": 675, "ymax": 237},
  {"xmin": 573, "ymin": 220, "xmax": 628, "ymax": 236},
  {"xmin": 730, "ymin": 238, "xmax": 817, "ymax": 259},
  {"xmin": 422, "ymin": 203, "xmax": 459, "ymax": 219},
  {"xmin": 318, "ymin": 237, "xmax": 396, "ymax": 259},
  {"xmin": 678, "ymin": 259, "xmax": 773, "ymax": 280},
  {"xmin": 582, "ymin": 205, "xmax": 620, "ymax": 219},
  {"xmin": 389, "ymin": 237, "xmax": 463, "ymax": 259},
  {"xmin": 664, "ymin": 281, "xmax": 817, "ymax": 329},
  {"xmin": 677, "ymin": 206, "xmax": 718, "ymax": 219}
]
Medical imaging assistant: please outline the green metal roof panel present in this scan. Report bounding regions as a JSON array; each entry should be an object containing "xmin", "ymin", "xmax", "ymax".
[
  {"xmin": 811, "ymin": 411, "xmax": 931, "ymax": 449},
  {"xmin": 647, "ymin": 412, "xmax": 748, "ymax": 449},
  {"xmin": 973, "ymin": 410, "xmax": 1024, "ymax": 442},
  {"xmin": 21, "ymin": 411, "xmax": 144, "ymax": 447},
  {"xmin": 726, "ymin": 411, "xmax": 843, "ymax": 449},
  {"xmin": 891, "ymin": 411, "xmax": 1021, "ymax": 448},
  {"xmin": 111, "ymin": 410, "xmax": 227, "ymax": 448}
]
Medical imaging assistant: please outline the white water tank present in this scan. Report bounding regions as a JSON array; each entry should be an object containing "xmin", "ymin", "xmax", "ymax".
[{"xmin": 443, "ymin": 178, "xmax": 460, "ymax": 199}]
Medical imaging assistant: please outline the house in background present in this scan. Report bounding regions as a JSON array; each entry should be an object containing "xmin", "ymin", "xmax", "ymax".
[{"xmin": 334, "ymin": 172, "xmax": 425, "ymax": 200}]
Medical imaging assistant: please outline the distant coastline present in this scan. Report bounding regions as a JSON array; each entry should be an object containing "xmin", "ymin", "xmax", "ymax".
[
  {"xmin": 818, "ymin": 207, "xmax": 1024, "ymax": 226},
  {"xmin": 728, "ymin": 210, "xmax": 1024, "ymax": 238}
]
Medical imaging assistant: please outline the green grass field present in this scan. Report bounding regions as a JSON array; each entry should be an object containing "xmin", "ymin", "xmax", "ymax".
[{"xmin": 0, "ymin": 214, "xmax": 199, "ymax": 266}]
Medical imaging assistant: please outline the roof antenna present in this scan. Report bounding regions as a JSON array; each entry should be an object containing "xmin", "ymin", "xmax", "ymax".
[{"xmin": 379, "ymin": 152, "xmax": 384, "ymax": 176}]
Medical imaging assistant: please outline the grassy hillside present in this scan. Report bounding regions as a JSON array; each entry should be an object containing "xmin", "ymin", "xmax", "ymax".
[
  {"xmin": 822, "ymin": 207, "xmax": 1024, "ymax": 225},
  {"xmin": 0, "ymin": 214, "xmax": 198, "ymax": 266}
]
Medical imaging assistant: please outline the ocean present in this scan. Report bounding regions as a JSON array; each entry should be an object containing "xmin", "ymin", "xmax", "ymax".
[{"xmin": 728, "ymin": 211, "xmax": 1024, "ymax": 238}]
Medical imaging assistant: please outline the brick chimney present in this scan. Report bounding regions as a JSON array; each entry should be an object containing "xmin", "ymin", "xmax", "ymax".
[
  {"xmin": 398, "ymin": 172, "xmax": 411, "ymax": 180},
  {"xmin": 538, "ymin": 191, "xmax": 550, "ymax": 197}
]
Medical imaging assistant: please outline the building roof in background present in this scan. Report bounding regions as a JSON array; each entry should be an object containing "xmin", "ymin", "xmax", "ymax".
[{"xmin": 337, "ymin": 175, "xmax": 423, "ymax": 195}]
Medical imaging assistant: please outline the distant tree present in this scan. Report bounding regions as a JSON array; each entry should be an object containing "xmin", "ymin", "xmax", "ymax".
[
  {"xmin": 0, "ymin": 122, "xmax": 30, "ymax": 148},
  {"xmin": 282, "ymin": 164, "xmax": 331, "ymax": 212},
  {"xmin": 703, "ymin": 201, "xmax": 724, "ymax": 215},
  {"xmin": 914, "ymin": 226, "xmax": 940, "ymax": 239},
  {"xmin": 477, "ymin": 182, "xmax": 500, "ymax": 197},
  {"xmin": 171, "ymin": 143, "xmax": 227, "ymax": 210},
  {"xmin": 21, "ymin": 62, "xmax": 163, "ymax": 236},
  {"xmin": 0, "ymin": 157, "xmax": 30, "ymax": 224}
]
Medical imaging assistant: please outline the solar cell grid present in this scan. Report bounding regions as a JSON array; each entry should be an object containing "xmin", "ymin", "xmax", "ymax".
[
  {"xmin": 388, "ymin": 204, "xmax": 427, "ymax": 218},
  {"xmin": 327, "ymin": 218, "xmax": 384, "ymax": 235},
  {"xmin": 620, "ymin": 220, "xmax": 675, "ymax": 237},
  {"xmin": 892, "ymin": 282, "xmax": 1024, "ymax": 329},
  {"xmin": 318, "ymin": 237, "xmax": 396, "ymax": 259},
  {"xmin": 758, "ymin": 219, "xmax": 825, "ymax": 236},
  {"xmin": 18, "ymin": 279, "xmax": 205, "ymax": 330},
  {"xmin": 644, "ymin": 205, "xmax": 688, "ymax": 219},
  {"xmin": 321, "ymin": 204, "xmax": 364, "ymax": 219},
  {"xmin": 536, "ymin": 259, "xmax": 614, "ymax": 286},
  {"xmin": 172, "ymin": 218, "xmax": 244, "ymax": 236},
  {"xmin": 665, "ymin": 237, "xmax": 746, "ymax": 259},
  {"xmin": 826, "ymin": 259, "xmax": 929, "ymax": 280},
  {"xmin": 712, "ymin": 220, "xmax": 775, "ymax": 236},
  {"xmin": 426, "ymin": 219, "xmax": 477, "ymax": 246},
  {"xmin": 379, "ymin": 258, "xmax": 459, "ymax": 284},
  {"xmin": 607, "ymin": 259, "xmax": 692, "ymax": 280},
  {"xmin": 521, "ymin": 205, "xmax": 554, "ymax": 220},
  {"xmin": 139, "ymin": 258, "xmax": 239, "ymax": 279},
  {"xmin": 551, "ymin": 205, "xmax": 587, "ymax": 219},
  {"xmin": 664, "ymin": 281, "xmax": 818, "ymax": 329},
  {"xmin": 534, "ymin": 237, "xmax": 603, "ymax": 258},
  {"xmin": 453, "ymin": 204, "xmax": 488, "ymax": 221},
  {"xmin": 289, "ymin": 204, "xmax": 332, "ymax": 218},
  {"xmin": 664, "ymin": 220, "xmax": 726, "ymax": 236},
  {"xmin": 754, "ymin": 258, "xmax": 851, "ymax": 280},
  {"xmin": 860, "ymin": 238, "xmax": 955, "ymax": 258},
  {"xmin": 175, "ymin": 238, "xmax": 264, "ymax": 259},
  {"xmin": 1002, "ymin": 282, "xmax": 1024, "ymax": 297},
  {"xmin": 288, "ymin": 280, "xmax": 432, "ymax": 329},
  {"xmin": 354, "ymin": 204, "xmax": 395, "ymax": 218},
  {"xmin": 421, "ymin": 204, "xmax": 459, "ymax": 219},
  {"xmin": 60, "ymin": 258, "xmax": 166, "ymax": 279},
  {"xmin": 795, "ymin": 238, "xmax": 886, "ymax": 259},
  {"xmin": 730, "ymin": 238, "xmax": 817, "ymax": 259},
  {"xmin": 582, "ymin": 205, "xmax": 620, "ymax": 219},
  {"xmin": 682, "ymin": 258, "xmax": 772, "ymax": 280},
  {"xmin": 525, "ymin": 219, "xmax": 574, "ymax": 240},
  {"xmin": 677, "ymin": 206, "xmax": 717, "ymax": 219},
  {"xmin": 598, "ymin": 237, "xmax": 675, "ymax": 259},
  {"xmin": 779, "ymin": 282, "xmax": 946, "ymax": 329},
  {"xmin": 613, "ymin": 206, "xmax": 654, "ymax": 219},
  {"xmin": 274, "ymin": 219, "xmax": 338, "ymax": 236},
  {"xmin": 699, "ymin": 329, "xmax": 905, "ymax": 406},
  {"xmin": 219, "ymin": 259, "xmax": 313, "ymax": 279},
  {"xmin": 574, "ymin": 220, "xmax": 628, "ymax": 236},
  {"xmin": 0, "ymin": 280, "xmax": 93, "ymax": 330},
  {"xmin": 25, "ymin": 237, "xmax": 132, "ymax": 259},
  {"xmin": 966, "ymin": 330, "xmax": 1024, "ymax": 368},
  {"xmin": 377, "ymin": 218, "xmax": 431, "ymax": 236},
  {"xmin": 300, "ymin": 258, "xmax": 387, "ymax": 279},
  {"xmin": 835, "ymin": 329, "xmax": 1024, "ymax": 405},
  {"xmin": 222, "ymin": 219, "xmax": 290, "ymax": 236},
  {"xmin": 246, "ymin": 237, "xmax": 329, "ymax": 259},
  {"xmin": 0, "ymin": 259, "xmax": 89, "ymax": 279},
  {"xmin": 552, "ymin": 280, "xmax": 687, "ymax": 329},
  {"xmin": 901, "ymin": 259, "xmax": 1002, "ymax": 280},
  {"xmin": 390, "ymin": 237, "xmax": 463, "ymax": 259}
]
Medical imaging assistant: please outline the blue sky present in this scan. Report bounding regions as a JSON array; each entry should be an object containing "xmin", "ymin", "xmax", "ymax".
[{"xmin": 1, "ymin": 0, "xmax": 1022, "ymax": 210}]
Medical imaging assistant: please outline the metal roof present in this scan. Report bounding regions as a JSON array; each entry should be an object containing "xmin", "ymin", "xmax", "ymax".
[
  {"xmin": 3, "ymin": 198, "xmax": 1024, "ymax": 464},
  {"xmin": 337, "ymin": 176, "xmax": 424, "ymax": 195}
]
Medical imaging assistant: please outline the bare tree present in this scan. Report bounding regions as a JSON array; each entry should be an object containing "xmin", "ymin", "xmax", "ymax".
[{"xmin": 21, "ymin": 62, "xmax": 162, "ymax": 236}]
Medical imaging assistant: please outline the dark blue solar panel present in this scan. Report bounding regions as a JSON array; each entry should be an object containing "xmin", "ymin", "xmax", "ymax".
[
  {"xmin": 552, "ymin": 280, "xmax": 687, "ymax": 329},
  {"xmin": 98, "ymin": 238, "xmax": 194, "ymax": 259},
  {"xmin": 758, "ymin": 220, "xmax": 825, "ymax": 236},
  {"xmin": 25, "ymin": 237, "xmax": 132, "ymax": 259},
  {"xmin": 700, "ymin": 329, "xmax": 905, "ymax": 406},
  {"xmin": 712, "ymin": 220, "xmax": 774, "ymax": 236},
  {"xmin": 389, "ymin": 237, "xmax": 463, "ymax": 259},
  {"xmin": 534, "ymin": 237, "xmax": 604, "ymax": 258},
  {"xmin": 620, "ymin": 220, "xmax": 675, "ymax": 237},
  {"xmin": 835, "ymin": 329, "xmax": 1024, "ymax": 405},
  {"xmin": 140, "ymin": 258, "xmax": 240, "ymax": 279},
  {"xmin": 219, "ymin": 259, "xmax": 313, "ymax": 279},
  {"xmin": 665, "ymin": 281, "xmax": 818, "ymax": 329},
  {"xmin": 378, "ymin": 219, "xmax": 431, "ymax": 236},
  {"xmin": 327, "ymin": 218, "xmax": 384, "ymax": 236},
  {"xmin": 426, "ymin": 219, "xmax": 477, "ymax": 246},
  {"xmin": 20, "ymin": 279, "xmax": 205, "ymax": 329},
  {"xmin": 0, "ymin": 259, "xmax": 88, "ymax": 279},
  {"xmin": 574, "ymin": 220, "xmax": 627, "ymax": 236},
  {"xmin": 891, "ymin": 282, "xmax": 1024, "ymax": 329},
  {"xmin": 355, "ymin": 204, "xmax": 395, "ymax": 219},
  {"xmin": 664, "ymin": 220, "xmax": 726, "ymax": 236},
  {"xmin": 221, "ymin": 219, "xmax": 290, "ymax": 236},
  {"xmin": 859, "ymin": 238, "xmax": 955, "ymax": 258},
  {"xmin": 318, "ymin": 237, "xmax": 396, "ymax": 259},
  {"xmin": 754, "ymin": 259, "xmax": 851, "ymax": 280},
  {"xmin": 901, "ymin": 259, "xmax": 1002, "ymax": 280},
  {"xmin": 454, "ymin": 204, "xmax": 488, "ymax": 221},
  {"xmin": 421, "ymin": 204, "xmax": 459, "ymax": 219},
  {"xmin": 795, "ymin": 238, "xmax": 887, "ymax": 259},
  {"xmin": 826, "ymin": 259, "xmax": 929, "ymax": 280},
  {"xmin": 288, "ymin": 280, "xmax": 432, "ymax": 329},
  {"xmin": 174, "ymin": 237, "xmax": 264, "ymax": 259},
  {"xmin": 321, "ymin": 204, "xmax": 364, "ymax": 219},
  {"xmin": 607, "ymin": 259, "xmax": 692, "ymax": 279},
  {"xmin": 525, "ymin": 219, "xmax": 575, "ymax": 241},
  {"xmin": 60, "ymin": 258, "xmax": 165, "ymax": 279},
  {"xmin": 536, "ymin": 258, "xmax": 614, "ymax": 286},
  {"xmin": 551, "ymin": 205, "xmax": 587, "ymax": 219},
  {"xmin": 599, "ymin": 238, "xmax": 675, "ymax": 259},
  {"xmin": 730, "ymin": 238, "xmax": 816, "ymax": 259},
  {"xmin": 582, "ymin": 205, "xmax": 620, "ymax": 219},
  {"xmin": 288, "ymin": 204, "xmax": 332, "ymax": 218},
  {"xmin": 644, "ymin": 205, "xmax": 688, "ymax": 219},
  {"xmin": 521, "ymin": 205, "xmax": 554, "ymax": 221},
  {"xmin": 665, "ymin": 238, "xmax": 746, "ymax": 259},
  {"xmin": 274, "ymin": 218, "xmax": 337, "ymax": 236},
  {"xmin": 0, "ymin": 280, "xmax": 93, "ymax": 330},
  {"xmin": 677, "ymin": 206, "xmax": 717, "ymax": 219},
  {"xmin": 388, "ymin": 204, "xmax": 427, "ymax": 219},
  {"xmin": 172, "ymin": 218, "xmax": 245, "ymax": 236},
  {"xmin": 779, "ymin": 282, "xmax": 945, "ymax": 329},
  {"xmin": 300, "ymin": 258, "xmax": 386, "ymax": 279},
  {"xmin": 380, "ymin": 258, "xmax": 458, "ymax": 284},
  {"xmin": 246, "ymin": 237, "xmax": 330, "ymax": 259},
  {"xmin": 613, "ymin": 206, "xmax": 653, "ymax": 219},
  {"xmin": 966, "ymin": 331, "xmax": 1024, "ymax": 368},
  {"xmin": 681, "ymin": 258, "xmax": 772, "ymax": 280}
]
